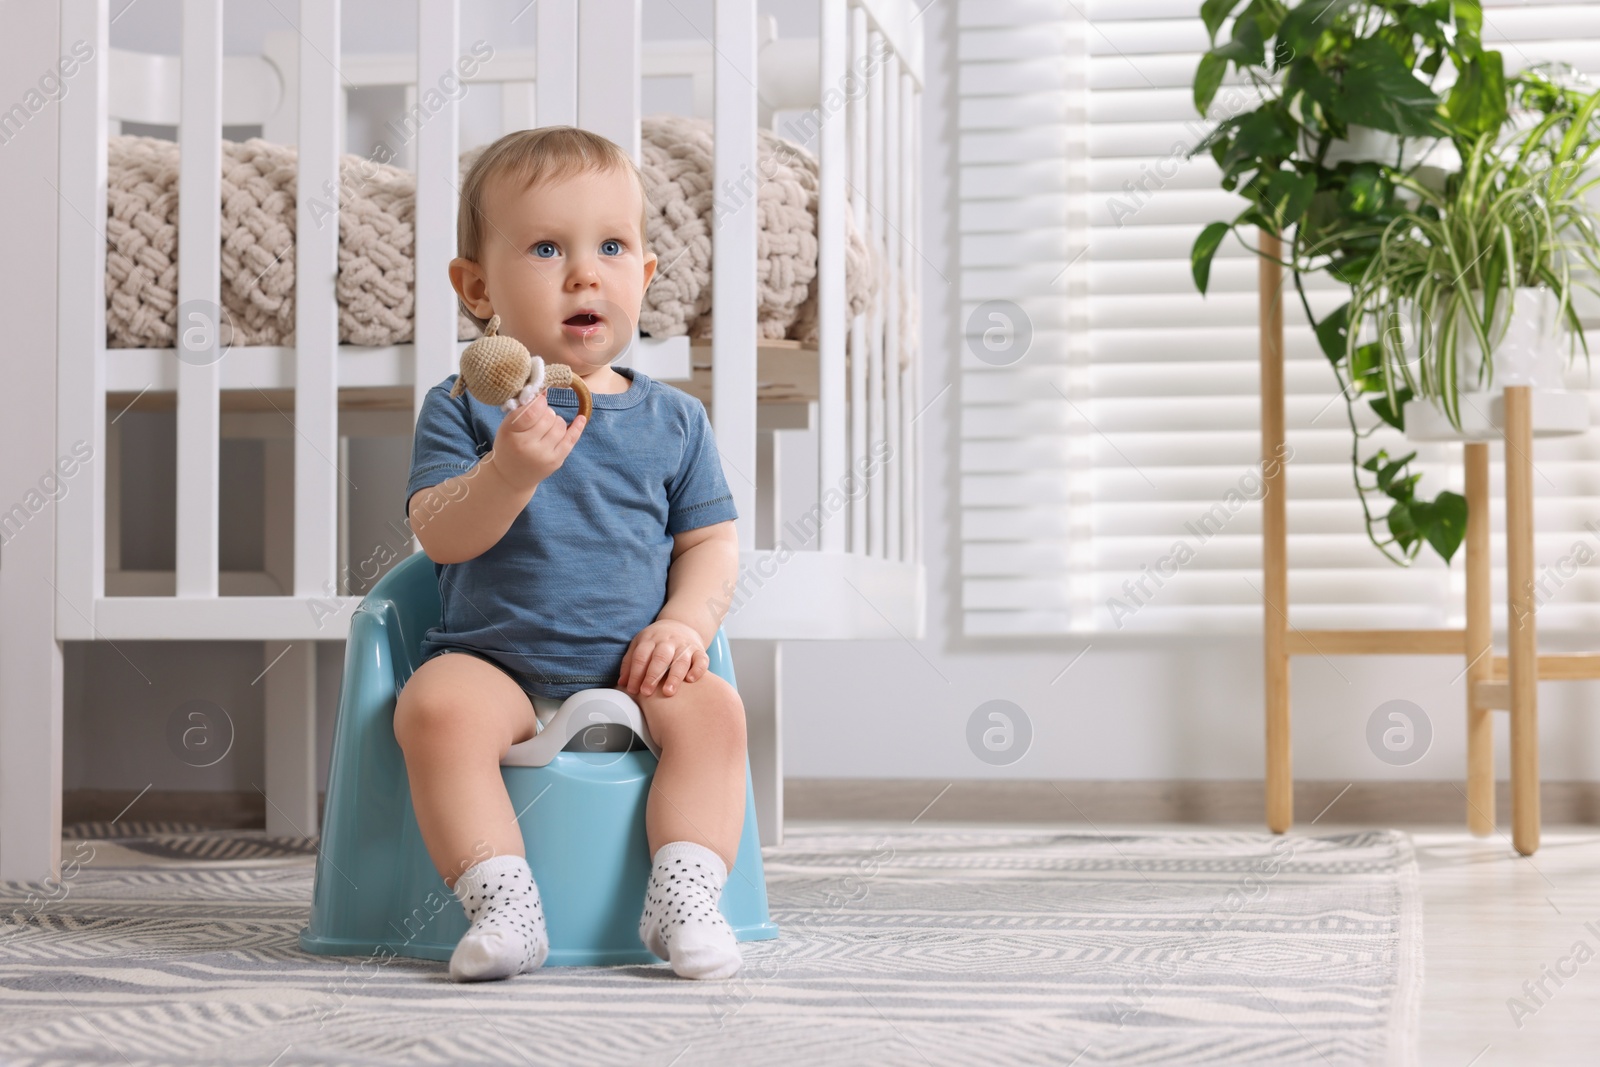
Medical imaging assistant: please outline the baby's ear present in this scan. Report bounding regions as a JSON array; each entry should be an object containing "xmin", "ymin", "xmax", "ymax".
[{"xmin": 448, "ymin": 257, "xmax": 493, "ymax": 318}]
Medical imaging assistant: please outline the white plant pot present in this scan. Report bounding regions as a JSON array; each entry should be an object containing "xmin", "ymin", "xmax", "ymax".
[
  {"xmin": 1459, "ymin": 286, "xmax": 1567, "ymax": 390},
  {"xmin": 1409, "ymin": 138, "xmax": 1459, "ymax": 198},
  {"xmin": 1574, "ymin": 160, "xmax": 1600, "ymax": 319},
  {"xmin": 1402, "ymin": 287, "xmax": 1589, "ymax": 441},
  {"xmin": 1314, "ymin": 125, "xmax": 1428, "ymax": 169},
  {"xmin": 1314, "ymin": 129, "xmax": 1455, "ymax": 205}
]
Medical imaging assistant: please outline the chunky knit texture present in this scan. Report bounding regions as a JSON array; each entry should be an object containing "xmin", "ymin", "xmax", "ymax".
[
  {"xmin": 638, "ymin": 840, "xmax": 743, "ymax": 980},
  {"xmin": 448, "ymin": 853, "xmax": 549, "ymax": 982},
  {"xmin": 102, "ymin": 119, "xmax": 903, "ymax": 363}
]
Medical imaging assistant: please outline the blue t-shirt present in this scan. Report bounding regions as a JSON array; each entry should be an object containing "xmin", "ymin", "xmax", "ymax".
[{"xmin": 403, "ymin": 365, "xmax": 738, "ymax": 698}]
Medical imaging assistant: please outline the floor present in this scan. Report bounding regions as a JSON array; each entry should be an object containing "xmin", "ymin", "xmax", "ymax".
[
  {"xmin": 781, "ymin": 816, "xmax": 1600, "ymax": 1067},
  {"xmin": 38, "ymin": 814, "xmax": 1600, "ymax": 1065},
  {"xmin": 1403, "ymin": 826, "xmax": 1600, "ymax": 1066}
]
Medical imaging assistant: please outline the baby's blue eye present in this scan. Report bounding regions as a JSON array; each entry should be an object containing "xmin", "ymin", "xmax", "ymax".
[
  {"xmin": 531, "ymin": 241, "xmax": 558, "ymax": 258},
  {"xmin": 601, "ymin": 239, "xmax": 623, "ymax": 256}
]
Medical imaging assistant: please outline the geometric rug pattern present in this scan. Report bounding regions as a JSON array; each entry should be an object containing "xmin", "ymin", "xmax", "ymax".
[{"xmin": 1, "ymin": 825, "xmax": 1421, "ymax": 1066}]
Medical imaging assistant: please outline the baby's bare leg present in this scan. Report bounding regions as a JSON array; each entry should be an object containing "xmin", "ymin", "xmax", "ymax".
[
  {"xmin": 393, "ymin": 651, "xmax": 540, "ymax": 888},
  {"xmin": 633, "ymin": 669, "xmax": 749, "ymax": 979},
  {"xmin": 636, "ymin": 670, "xmax": 748, "ymax": 872}
]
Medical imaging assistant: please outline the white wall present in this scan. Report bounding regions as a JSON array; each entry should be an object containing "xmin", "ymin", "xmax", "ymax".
[
  {"xmin": 65, "ymin": 0, "xmax": 1600, "ymax": 800},
  {"xmin": 787, "ymin": 0, "xmax": 1600, "ymax": 788}
]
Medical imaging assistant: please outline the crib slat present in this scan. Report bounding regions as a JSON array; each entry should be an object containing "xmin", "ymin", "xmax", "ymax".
[
  {"xmin": 713, "ymin": 0, "xmax": 758, "ymax": 552},
  {"xmin": 295, "ymin": 0, "xmax": 340, "ymax": 601},
  {"xmin": 866, "ymin": 29, "xmax": 886, "ymax": 559},
  {"xmin": 884, "ymin": 51, "xmax": 901, "ymax": 562},
  {"xmin": 580, "ymin": 0, "xmax": 639, "ymax": 161},
  {"xmin": 55, "ymin": 0, "xmax": 109, "ymax": 639},
  {"xmin": 915, "ymin": 82, "xmax": 928, "ymax": 566},
  {"xmin": 414, "ymin": 0, "xmax": 461, "ymax": 414},
  {"xmin": 847, "ymin": 6, "xmax": 868, "ymax": 555},
  {"xmin": 175, "ymin": 0, "xmax": 223, "ymax": 598},
  {"xmin": 536, "ymin": 0, "xmax": 577, "ymax": 126},
  {"xmin": 816, "ymin": 0, "xmax": 848, "ymax": 555},
  {"xmin": 901, "ymin": 70, "xmax": 918, "ymax": 567},
  {"xmin": 252, "ymin": 0, "xmax": 347, "ymax": 841},
  {"xmin": 856, "ymin": 0, "xmax": 923, "ymax": 88}
]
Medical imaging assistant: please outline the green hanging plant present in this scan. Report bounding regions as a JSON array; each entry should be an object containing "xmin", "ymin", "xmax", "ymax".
[
  {"xmin": 1345, "ymin": 104, "xmax": 1600, "ymax": 434},
  {"xmin": 1187, "ymin": 0, "xmax": 1599, "ymax": 565}
]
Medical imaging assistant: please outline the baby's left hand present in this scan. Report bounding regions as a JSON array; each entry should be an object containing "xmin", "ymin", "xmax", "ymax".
[{"xmin": 620, "ymin": 620, "xmax": 708, "ymax": 698}]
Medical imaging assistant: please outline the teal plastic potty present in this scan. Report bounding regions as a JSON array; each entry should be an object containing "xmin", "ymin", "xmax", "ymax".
[{"xmin": 298, "ymin": 550, "xmax": 779, "ymax": 966}]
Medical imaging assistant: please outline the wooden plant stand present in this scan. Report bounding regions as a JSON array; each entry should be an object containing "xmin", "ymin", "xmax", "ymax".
[{"xmin": 1258, "ymin": 233, "xmax": 1600, "ymax": 856}]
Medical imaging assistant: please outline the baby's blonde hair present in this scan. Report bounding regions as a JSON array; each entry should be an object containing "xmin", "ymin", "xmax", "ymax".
[{"xmin": 456, "ymin": 126, "xmax": 650, "ymax": 331}]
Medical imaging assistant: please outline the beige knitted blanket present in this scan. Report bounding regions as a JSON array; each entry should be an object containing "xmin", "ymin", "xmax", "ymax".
[{"xmin": 105, "ymin": 116, "xmax": 912, "ymax": 369}]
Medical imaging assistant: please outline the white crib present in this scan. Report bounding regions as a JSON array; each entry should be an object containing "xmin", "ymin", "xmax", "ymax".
[{"xmin": 1, "ymin": 0, "xmax": 924, "ymax": 880}]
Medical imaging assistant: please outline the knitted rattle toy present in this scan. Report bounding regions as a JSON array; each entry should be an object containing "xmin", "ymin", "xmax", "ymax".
[{"xmin": 448, "ymin": 314, "xmax": 594, "ymax": 421}]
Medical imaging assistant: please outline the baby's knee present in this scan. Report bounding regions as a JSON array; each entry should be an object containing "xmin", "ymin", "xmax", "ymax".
[
  {"xmin": 394, "ymin": 670, "xmax": 481, "ymax": 747},
  {"xmin": 654, "ymin": 675, "xmax": 746, "ymax": 746},
  {"xmin": 713, "ymin": 684, "xmax": 748, "ymax": 744},
  {"xmin": 393, "ymin": 692, "xmax": 464, "ymax": 748}
]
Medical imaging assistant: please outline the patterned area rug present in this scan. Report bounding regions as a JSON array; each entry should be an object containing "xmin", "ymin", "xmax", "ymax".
[
  {"xmin": 61, "ymin": 822, "xmax": 318, "ymax": 861},
  {"xmin": 0, "ymin": 825, "xmax": 1420, "ymax": 1066}
]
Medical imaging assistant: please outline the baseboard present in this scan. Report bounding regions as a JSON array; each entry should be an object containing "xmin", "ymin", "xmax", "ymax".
[
  {"xmin": 63, "ymin": 789, "xmax": 326, "ymax": 831},
  {"xmin": 63, "ymin": 780, "xmax": 1600, "ymax": 832},
  {"xmin": 782, "ymin": 779, "xmax": 1600, "ymax": 826}
]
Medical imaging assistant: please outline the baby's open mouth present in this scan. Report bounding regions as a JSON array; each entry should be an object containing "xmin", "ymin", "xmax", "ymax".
[{"xmin": 564, "ymin": 312, "xmax": 602, "ymax": 326}]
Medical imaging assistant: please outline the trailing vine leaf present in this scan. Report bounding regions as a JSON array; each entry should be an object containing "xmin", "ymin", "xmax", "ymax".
[
  {"xmin": 1285, "ymin": 55, "xmax": 1342, "ymax": 120},
  {"xmin": 1368, "ymin": 386, "xmax": 1413, "ymax": 431},
  {"xmin": 1191, "ymin": 221, "xmax": 1232, "ymax": 294},
  {"xmin": 1387, "ymin": 499, "xmax": 1420, "ymax": 550},
  {"xmin": 1258, "ymin": 169, "xmax": 1318, "ymax": 232},
  {"xmin": 1314, "ymin": 303, "xmax": 1350, "ymax": 364},
  {"xmin": 1215, "ymin": 110, "xmax": 1297, "ymax": 187},
  {"xmin": 1331, "ymin": 37, "xmax": 1446, "ymax": 137},
  {"xmin": 1339, "ymin": 163, "xmax": 1392, "ymax": 215},
  {"xmin": 1361, "ymin": 447, "xmax": 1458, "ymax": 563},
  {"xmin": 1202, "ymin": 0, "xmax": 1247, "ymax": 41},
  {"xmin": 1195, "ymin": 51, "xmax": 1229, "ymax": 113},
  {"xmin": 1452, "ymin": 0, "xmax": 1483, "ymax": 56},
  {"xmin": 1425, "ymin": 490, "xmax": 1469, "ymax": 560},
  {"xmin": 1212, "ymin": 5, "xmax": 1268, "ymax": 65},
  {"xmin": 1374, "ymin": 451, "xmax": 1418, "ymax": 492},
  {"xmin": 1447, "ymin": 51, "xmax": 1507, "ymax": 138},
  {"xmin": 1351, "ymin": 341, "xmax": 1385, "ymax": 392},
  {"xmin": 1222, "ymin": 0, "xmax": 1289, "ymax": 64},
  {"xmin": 1278, "ymin": 0, "xmax": 1358, "ymax": 57}
]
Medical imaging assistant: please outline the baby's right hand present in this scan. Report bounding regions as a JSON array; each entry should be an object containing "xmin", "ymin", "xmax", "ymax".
[{"xmin": 489, "ymin": 392, "xmax": 586, "ymax": 492}]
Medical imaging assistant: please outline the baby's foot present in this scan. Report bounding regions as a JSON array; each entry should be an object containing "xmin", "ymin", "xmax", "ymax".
[
  {"xmin": 638, "ymin": 841, "xmax": 743, "ymax": 980},
  {"xmin": 449, "ymin": 853, "xmax": 549, "ymax": 982}
]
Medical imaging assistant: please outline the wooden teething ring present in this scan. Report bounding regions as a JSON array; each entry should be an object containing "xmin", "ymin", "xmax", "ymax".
[
  {"xmin": 450, "ymin": 314, "xmax": 593, "ymax": 422},
  {"xmin": 541, "ymin": 362, "xmax": 594, "ymax": 423}
]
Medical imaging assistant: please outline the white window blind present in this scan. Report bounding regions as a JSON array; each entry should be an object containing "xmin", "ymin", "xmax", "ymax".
[
  {"xmin": 959, "ymin": 0, "xmax": 1600, "ymax": 637},
  {"xmin": 957, "ymin": 0, "xmax": 1092, "ymax": 637}
]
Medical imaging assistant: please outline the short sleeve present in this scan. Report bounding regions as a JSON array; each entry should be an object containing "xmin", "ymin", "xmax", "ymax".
[
  {"xmin": 666, "ymin": 400, "xmax": 738, "ymax": 535},
  {"xmin": 405, "ymin": 378, "xmax": 485, "ymax": 515}
]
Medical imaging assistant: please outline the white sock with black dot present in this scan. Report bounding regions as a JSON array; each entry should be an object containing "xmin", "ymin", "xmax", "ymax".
[
  {"xmin": 638, "ymin": 840, "xmax": 742, "ymax": 980},
  {"xmin": 448, "ymin": 853, "xmax": 549, "ymax": 982}
]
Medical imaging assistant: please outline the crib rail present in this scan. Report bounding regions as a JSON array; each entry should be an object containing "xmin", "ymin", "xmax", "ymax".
[
  {"xmin": 60, "ymin": 0, "xmax": 924, "ymax": 647},
  {"xmin": 798, "ymin": 0, "xmax": 923, "ymax": 606}
]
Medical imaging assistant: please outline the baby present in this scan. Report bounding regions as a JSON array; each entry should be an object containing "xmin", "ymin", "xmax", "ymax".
[{"xmin": 399, "ymin": 126, "xmax": 748, "ymax": 982}]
